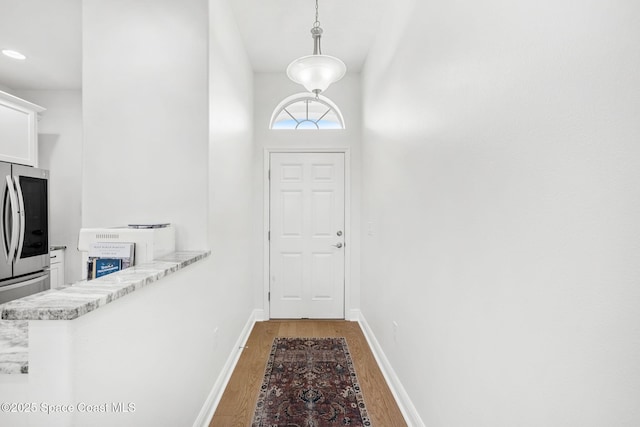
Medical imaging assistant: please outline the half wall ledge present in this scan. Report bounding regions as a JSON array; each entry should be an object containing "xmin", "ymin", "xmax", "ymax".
[
  {"xmin": 0, "ymin": 251, "xmax": 210, "ymax": 374},
  {"xmin": 1, "ymin": 251, "xmax": 210, "ymax": 321}
]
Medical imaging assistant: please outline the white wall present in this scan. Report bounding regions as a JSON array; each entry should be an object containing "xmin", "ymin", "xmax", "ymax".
[
  {"xmin": 0, "ymin": 260, "xmax": 230, "ymax": 427},
  {"xmin": 206, "ymin": 0, "xmax": 256, "ymax": 379},
  {"xmin": 14, "ymin": 90, "xmax": 83, "ymax": 285},
  {"xmin": 71, "ymin": 261, "xmax": 230, "ymax": 427},
  {"xmin": 253, "ymin": 73, "xmax": 362, "ymax": 316},
  {"xmin": 66, "ymin": 0, "xmax": 257, "ymax": 425},
  {"xmin": 82, "ymin": 0, "xmax": 209, "ymax": 250},
  {"xmin": 361, "ymin": 0, "xmax": 640, "ymax": 425}
]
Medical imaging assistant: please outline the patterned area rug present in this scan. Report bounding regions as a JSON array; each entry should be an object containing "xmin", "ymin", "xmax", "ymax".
[{"xmin": 252, "ymin": 337, "xmax": 372, "ymax": 427}]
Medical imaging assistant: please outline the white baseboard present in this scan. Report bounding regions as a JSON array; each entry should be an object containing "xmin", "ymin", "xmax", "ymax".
[
  {"xmin": 347, "ymin": 308, "xmax": 361, "ymax": 321},
  {"xmin": 192, "ymin": 309, "xmax": 260, "ymax": 427},
  {"xmin": 354, "ymin": 310, "xmax": 426, "ymax": 427}
]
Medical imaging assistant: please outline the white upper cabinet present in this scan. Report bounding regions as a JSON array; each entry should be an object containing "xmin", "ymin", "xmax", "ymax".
[{"xmin": 0, "ymin": 91, "xmax": 45, "ymax": 167}]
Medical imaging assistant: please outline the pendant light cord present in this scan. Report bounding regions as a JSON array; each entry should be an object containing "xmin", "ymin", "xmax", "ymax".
[{"xmin": 311, "ymin": 0, "xmax": 323, "ymax": 55}]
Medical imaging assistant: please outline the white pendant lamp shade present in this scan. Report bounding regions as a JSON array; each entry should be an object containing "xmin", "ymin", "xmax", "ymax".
[
  {"xmin": 287, "ymin": 0, "xmax": 346, "ymax": 95},
  {"xmin": 287, "ymin": 54, "xmax": 346, "ymax": 95}
]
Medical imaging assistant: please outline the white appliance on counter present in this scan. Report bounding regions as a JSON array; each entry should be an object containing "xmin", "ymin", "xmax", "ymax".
[
  {"xmin": 77, "ymin": 225, "xmax": 175, "ymax": 280},
  {"xmin": 0, "ymin": 162, "xmax": 50, "ymax": 304}
]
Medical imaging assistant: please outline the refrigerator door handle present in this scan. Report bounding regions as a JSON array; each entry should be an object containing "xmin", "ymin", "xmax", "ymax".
[
  {"xmin": 1, "ymin": 176, "xmax": 9, "ymax": 261},
  {"xmin": 5, "ymin": 175, "xmax": 19, "ymax": 263},
  {"xmin": 13, "ymin": 176, "xmax": 25, "ymax": 262}
]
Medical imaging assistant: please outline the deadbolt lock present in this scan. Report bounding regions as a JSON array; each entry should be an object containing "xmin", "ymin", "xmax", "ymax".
[{"xmin": 337, "ymin": 230, "xmax": 343, "ymax": 236}]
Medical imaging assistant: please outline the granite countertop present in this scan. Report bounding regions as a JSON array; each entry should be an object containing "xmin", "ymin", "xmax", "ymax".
[
  {"xmin": 1, "ymin": 251, "xmax": 210, "ymax": 321},
  {"xmin": 0, "ymin": 250, "xmax": 209, "ymax": 374},
  {"xmin": 0, "ymin": 320, "xmax": 28, "ymax": 374}
]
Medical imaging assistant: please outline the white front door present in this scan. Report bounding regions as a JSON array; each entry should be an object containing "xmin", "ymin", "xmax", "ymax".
[{"xmin": 269, "ymin": 152, "xmax": 345, "ymax": 319}]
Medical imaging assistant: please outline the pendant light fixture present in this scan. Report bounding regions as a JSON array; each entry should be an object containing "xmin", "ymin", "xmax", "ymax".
[{"xmin": 286, "ymin": 0, "xmax": 346, "ymax": 96}]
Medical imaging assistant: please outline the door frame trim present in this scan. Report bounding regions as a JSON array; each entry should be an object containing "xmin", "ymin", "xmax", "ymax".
[{"xmin": 263, "ymin": 148, "xmax": 352, "ymax": 320}]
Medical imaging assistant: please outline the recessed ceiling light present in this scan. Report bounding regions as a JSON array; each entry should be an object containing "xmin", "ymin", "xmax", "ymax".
[{"xmin": 2, "ymin": 49, "xmax": 27, "ymax": 60}]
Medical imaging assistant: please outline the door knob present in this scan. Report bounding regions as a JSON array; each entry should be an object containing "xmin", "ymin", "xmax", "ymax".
[{"xmin": 332, "ymin": 242, "xmax": 343, "ymax": 249}]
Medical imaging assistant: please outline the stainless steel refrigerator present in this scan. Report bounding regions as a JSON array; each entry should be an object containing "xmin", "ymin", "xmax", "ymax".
[{"xmin": 0, "ymin": 161, "xmax": 50, "ymax": 304}]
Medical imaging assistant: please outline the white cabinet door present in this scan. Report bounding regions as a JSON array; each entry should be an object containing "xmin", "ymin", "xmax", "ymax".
[
  {"xmin": 269, "ymin": 152, "xmax": 346, "ymax": 319},
  {"xmin": 50, "ymin": 249, "xmax": 65, "ymax": 288},
  {"xmin": 49, "ymin": 263, "xmax": 60, "ymax": 289},
  {"xmin": 0, "ymin": 91, "xmax": 45, "ymax": 167}
]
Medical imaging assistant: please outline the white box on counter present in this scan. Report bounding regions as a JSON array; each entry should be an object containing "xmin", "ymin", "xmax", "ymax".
[{"xmin": 78, "ymin": 225, "xmax": 175, "ymax": 280}]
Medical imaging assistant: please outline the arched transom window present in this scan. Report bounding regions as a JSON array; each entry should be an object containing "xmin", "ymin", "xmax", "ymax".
[{"xmin": 270, "ymin": 93, "xmax": 345, "ymax": 130}]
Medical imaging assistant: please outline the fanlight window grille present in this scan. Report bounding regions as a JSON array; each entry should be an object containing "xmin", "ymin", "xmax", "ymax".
[{"xmin": 270, "ymin": 93, "xmax": 345, "ymax": 130}]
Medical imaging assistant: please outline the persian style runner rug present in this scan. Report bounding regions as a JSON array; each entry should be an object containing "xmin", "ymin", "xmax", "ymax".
[{"xmin": 252, "ymin": 337, "xmax": 372, "ymax": 427}]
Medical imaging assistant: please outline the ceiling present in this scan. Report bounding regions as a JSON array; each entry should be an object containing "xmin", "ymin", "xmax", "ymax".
[
  {"xmin": 229, "ymin": 0, "xmax": 385, "ymax": 73},
  {"xmin": 0, "ymin": 0, "xmax": 384, "ymax": 91},
  {"xmin": 0, "ymin": 0, "xmax": 82, "ymax": 90}
]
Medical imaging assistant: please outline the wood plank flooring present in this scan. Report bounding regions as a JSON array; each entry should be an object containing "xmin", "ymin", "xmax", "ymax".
[{"xmin": 209, "ymin": 320, "xmax": 407, "ymax": 427}]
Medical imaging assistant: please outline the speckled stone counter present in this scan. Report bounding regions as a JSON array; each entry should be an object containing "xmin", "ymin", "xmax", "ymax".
[
  {"xmin": 1, "ymin": 251, "xmax": 209, "ymax": 321},
  {"xmin": 0, "ymin": 250, "xmax": 209, "ymax": 373},
  {"xmin": 0, "ymin": 320, "xmax": 28, "ymax": 374}
]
